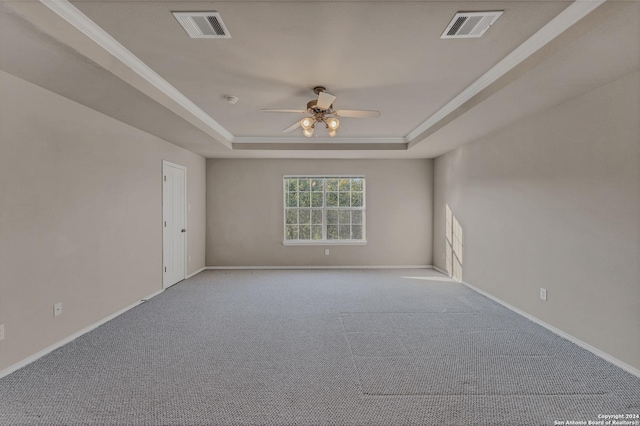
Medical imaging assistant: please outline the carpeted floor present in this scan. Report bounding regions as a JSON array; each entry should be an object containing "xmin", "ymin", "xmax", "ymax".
[{"xmin": 1, "ymin": 269, "xmax": 639, "ymax": 425}]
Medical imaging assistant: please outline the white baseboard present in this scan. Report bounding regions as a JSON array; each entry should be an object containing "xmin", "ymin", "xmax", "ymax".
[
  {"xmin": 141, "ymin": 288, "xmax": 163, "ymax": 300},
  {"xmin": 0, "ymin": 288, "xmax": 164, "ymax": 380},
  {"xmin": 431, "ymin": 265, "xmax": 449, "ymax": 276},
  {"xmin": 185, "ymin": 267, "xmax": 206, "ymax": 279},
  {"xmin": 462, "ymin": 280, "xmax": 640, "ymax": 379},
  {"xmin": 205, "ymin": 265, "xmax": 433, "ymax": 270}
]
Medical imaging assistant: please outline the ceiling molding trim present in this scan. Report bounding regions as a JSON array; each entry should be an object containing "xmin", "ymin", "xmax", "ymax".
[
  {"xmin": 232, "ymin": 143, "xmax": 408, "ymax": 151},
  {"xmin": 405, "ymin": 0, "xmax": 607, "ymax": 143},
  {"xmin": 39, "ymin": 0, "xmax": 234, "ymax": 146},
  {"xmin": 233, "ymin": 137, "xmax": 406, "ymax": 145}
]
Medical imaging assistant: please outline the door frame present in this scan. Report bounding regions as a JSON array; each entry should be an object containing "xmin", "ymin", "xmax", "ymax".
[{"xmin": 162, "ymin": 160, "xmax": 188, "ymax": 289}]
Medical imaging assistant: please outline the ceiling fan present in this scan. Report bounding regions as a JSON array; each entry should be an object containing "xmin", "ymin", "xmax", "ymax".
[{"xmin": 261, "ymin": 87, "xmax": 381, "ymax": 138}]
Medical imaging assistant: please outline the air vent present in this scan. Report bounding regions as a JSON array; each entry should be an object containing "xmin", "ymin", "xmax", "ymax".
[
  {"xmin": 441, "ymin": 11, "xmax": 503, "ymax": 39},
  {"xmin": 172, "ymin": 12, "xmax": 231, "ymax": 38}
]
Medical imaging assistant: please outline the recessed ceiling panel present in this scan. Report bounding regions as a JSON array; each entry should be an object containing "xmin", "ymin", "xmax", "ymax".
[{"xmin": 70, "ymin": 0, "xmax": 570, "ymax": 140}]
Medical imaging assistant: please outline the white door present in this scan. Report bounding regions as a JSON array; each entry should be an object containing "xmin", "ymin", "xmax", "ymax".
[{"xmin": 163, "ymin": 161, "xmax": 187, "ymax": 288}]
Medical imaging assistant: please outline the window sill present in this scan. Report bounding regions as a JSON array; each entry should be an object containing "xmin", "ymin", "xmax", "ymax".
[{"xmin": 282, "ymin": 240, "xmax": 367, "ymax": 246}]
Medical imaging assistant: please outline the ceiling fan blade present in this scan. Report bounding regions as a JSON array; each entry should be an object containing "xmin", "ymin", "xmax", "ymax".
[
  {"xmin": 261, "ymin": 109, "xmax": 306, "ymax": 113},
  {"xmin": 333, "ymin": 109, "xmax": 381, "ymax": 118},
  {"xmin": 316, "ymin": 92, "xmax": 337, "ymax": 110},
  {"xmin": 282, "ymin": 120, "xmax": 302, "ymax": 133}
]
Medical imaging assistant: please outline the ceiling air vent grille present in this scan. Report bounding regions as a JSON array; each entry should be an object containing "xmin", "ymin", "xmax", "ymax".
[
  {"xmin": 441, "ymin": 11, "xmax": 503, "ymax": 39},
  {"xmin": 172, "ymin": 12, "xmax": 231, "ymax": 38}
]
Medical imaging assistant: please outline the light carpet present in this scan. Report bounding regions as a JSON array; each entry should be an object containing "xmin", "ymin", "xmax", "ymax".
[{"xmin": 1, "ymin": 269, "xmax": 638, "ymax": 425}]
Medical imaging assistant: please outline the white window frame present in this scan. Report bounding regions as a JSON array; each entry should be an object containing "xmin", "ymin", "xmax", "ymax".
[{"xmin": 282, "ymin": 175, "xmax": 367, "ymax": 246}]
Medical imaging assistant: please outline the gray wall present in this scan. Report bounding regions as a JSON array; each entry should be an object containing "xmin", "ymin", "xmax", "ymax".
[
  {"xmin": 433, "ymin": 71, "xmax": 640, "ymax": 370},
  {"xmin": 0, "ymin": 70, "xmax": 206, "ymax": 372},
  {"xmin": 206, "ymin": 159, "xmax": 433, "ymax": 266}
]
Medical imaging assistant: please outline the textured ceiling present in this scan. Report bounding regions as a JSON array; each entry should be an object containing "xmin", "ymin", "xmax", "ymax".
[{"xmin": 0, "ymin": 0, "xmax": 638, "ymax": 158}]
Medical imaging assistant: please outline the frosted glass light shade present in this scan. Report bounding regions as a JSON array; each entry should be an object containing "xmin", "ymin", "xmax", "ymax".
[
  {"xmin": 325, "ymin": 117, "xmax": 340, "ymax": 130},
  {"xmin": 301, "ymin": 117, "xmax": 314, "ymax": 130}
]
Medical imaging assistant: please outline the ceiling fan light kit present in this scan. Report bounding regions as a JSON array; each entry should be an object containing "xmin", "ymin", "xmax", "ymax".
[
  {"xmin": 299, "ymin": 116, "xmax": 339, "ymax": 138},
  {"xmin": 262, "ymin": 86, "xmax": 380, "ymax": 138}
]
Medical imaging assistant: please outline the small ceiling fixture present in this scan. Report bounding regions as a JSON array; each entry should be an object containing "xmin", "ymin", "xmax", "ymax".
[
  {"xmin": 441, "ymin": 11, "xmax": 503, "ymax": 39},
  {"xmin": 262, "ymin": 87, "xmax": 380, "ymax": 138},
  {"xmin": 225, "ymin": 95, "xmax": 239, "ymax": 104}
]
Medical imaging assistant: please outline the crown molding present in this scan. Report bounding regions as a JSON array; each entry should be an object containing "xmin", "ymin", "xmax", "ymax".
[
  {"xmin": 405, "ymin": 0, "xmax": 607, "ymax": 144},
  {"xmin": 233, "ymin": 142, "xmax": 407, "ymax": 151},
  {"xmin": 233, "ymin": 136, "xmax": 406, "ymax": 145},
  {"xmin": 39, "ymin": 0, "xmax": 234, "ymax": 147},
  {"xmin": 38, "ymin": 0, "xmax": 606, "ymax": 151}
]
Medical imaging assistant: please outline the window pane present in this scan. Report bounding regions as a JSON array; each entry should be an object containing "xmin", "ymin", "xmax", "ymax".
[
  {"xmin": 298, "ymin": 178, "xmax": 310, "ymax": 192},
  {"xmin": 299, "ymin": 191, "xmax": 311, "ymax": 207},
  {"xmin": 327, "ymin": 225, "xmax": 338, "ymax": 239},
  {"xmin": 327, "ymin": 210, "xmax": 338, "ymax": 224},
  {"xmin": 286, "ymin": 225, "xmax": 298, "ymax": 240},
  {"xmin": 326, "ymin": 192, "xmax": 338, "ymax": 207},
  {"xmin": 351, "ymin": 191, "xmax": 363, "ymax": 207},
  {"xmin": 326, "ymin": 179, "xmax": 338, "ymax": 191},
  {"xmin": 284, "ymin": 176, "xmax": 365, "ymax": 243},
  {"xmin": 338, "ymin": 178, "xmax": 350, "ymax": 192},
  {"xmin": 339, "ymin": 210, "xmax": 350, "ymax": 224},
  {"xmin": 339, "ymin": 225, "xmax": 350, "ymax": 239},
  {"xmin": 351, "ymin": 178, "xmax": 363, "ymax": 191},
  {"xmin": 339, "ymin": 192, "xmax": 350, "ymax": 207},
  {"xmin": 352, "ymin": 225, "xmax": 363, "ymax": 240},
  {"xmin": 352, "ymin": 210, "xmax": 362, "ymax": 225},
  {"xmin": 311, "ymin": 225, "xmax": 323, "ymax": 240},
  {"xmin": 299, "ymin": 209, "xmax": 311, "ymax": 224},
  {"xmin": 286, "ymin": 192, "xmax": 298, "ymax": 208},
  {"xmin": 286, "ymin": 209, "xmax": 298, "ymax": 224},
  {"xmin": 312, "ymin": 210, "xmax": 323, "ymax": 224},
  {"xmin": 312, "ymin": 192, "xmax": 323, "ymax": 207},
  {"xmin": 299, "ymin": 225, "xmax": 311, "ymax": 240}
]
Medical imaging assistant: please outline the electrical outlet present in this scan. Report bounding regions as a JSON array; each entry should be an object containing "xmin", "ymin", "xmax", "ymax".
[
  {"xmin": 54, "ymin": 303, "xmax": 62, "ymax": 317},
  {"xmin": 539, "ymin": 288, "xmax": 547, "ymax": 301},
  {"xmin": 324, "ymin": 249, "xmax": 330, "ymax": 256},
  {"xmin": 0, "ymin": 324, "xmax": 4, "ymax": 341}
]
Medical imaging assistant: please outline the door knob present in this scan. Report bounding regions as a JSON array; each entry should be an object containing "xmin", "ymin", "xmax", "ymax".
[{"xmin": 181, "ymin": 229, "xmax": 186, "ymax": 233}]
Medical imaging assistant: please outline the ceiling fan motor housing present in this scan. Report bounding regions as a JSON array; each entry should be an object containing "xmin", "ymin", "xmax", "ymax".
[{"xmin": 306, "ymin": 100, "xmax": 334, "ymax": 116}]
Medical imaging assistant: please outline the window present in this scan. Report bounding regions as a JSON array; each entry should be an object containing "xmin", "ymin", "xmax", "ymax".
[{"xmin": 284, "ymin": 176, "xmax": 366, "ymax": 244}]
